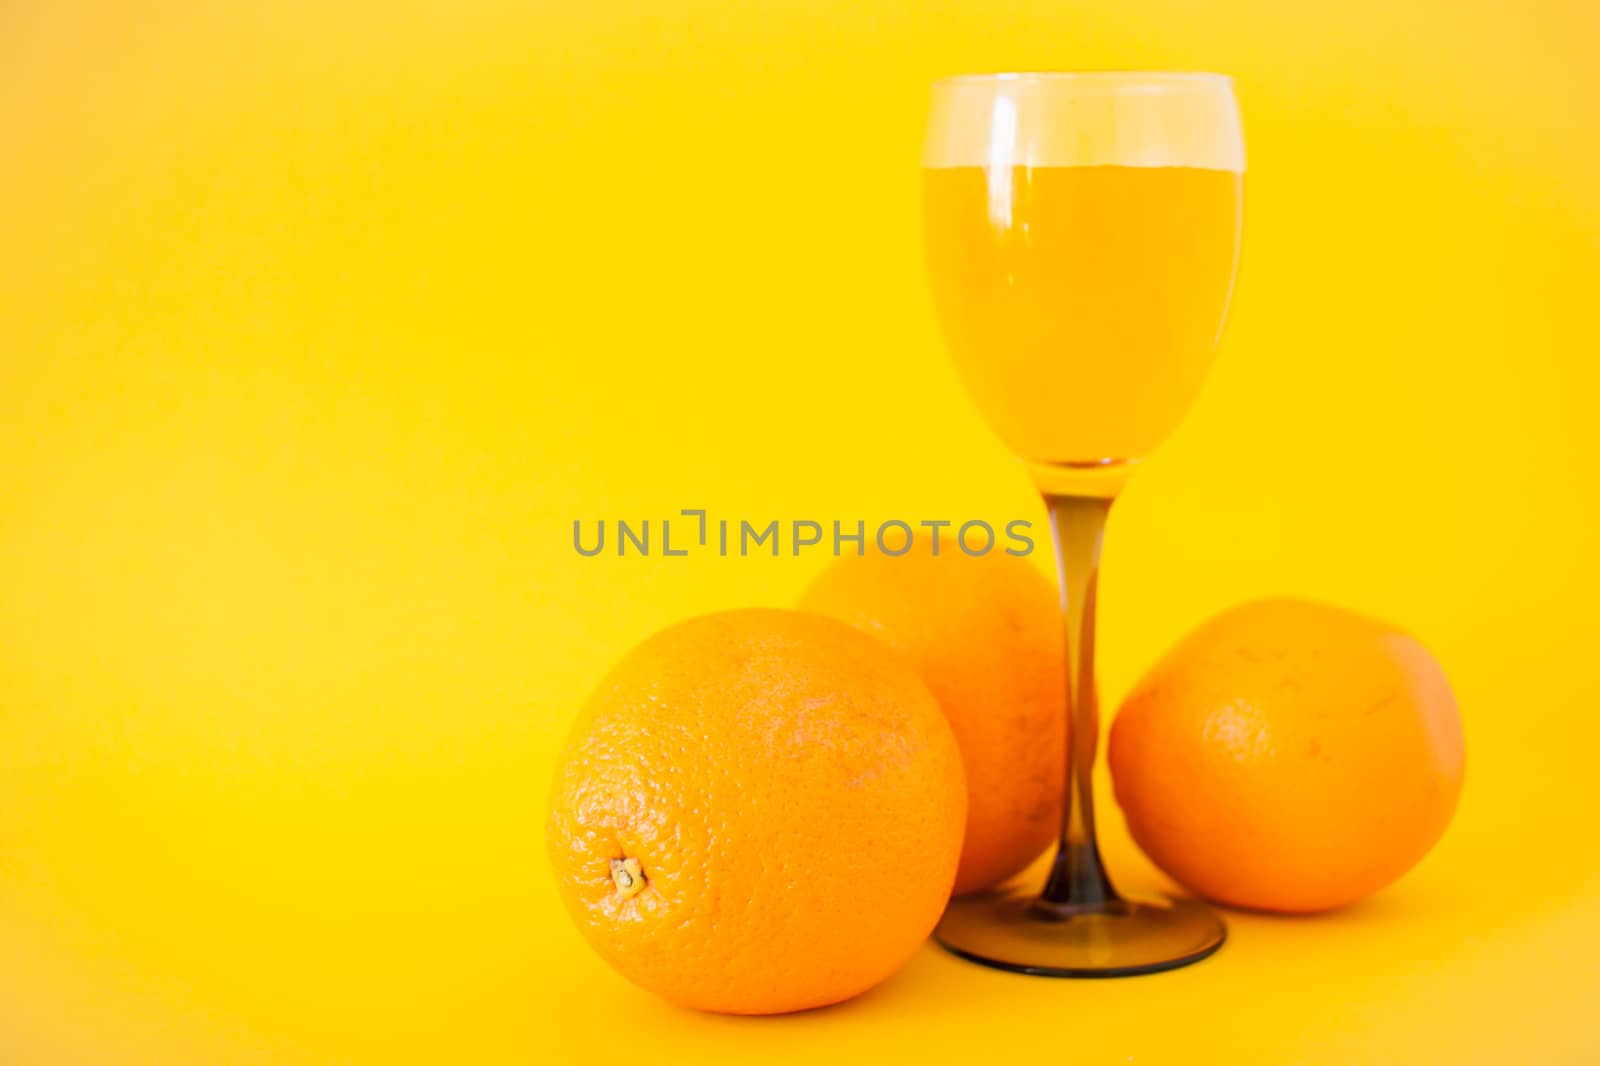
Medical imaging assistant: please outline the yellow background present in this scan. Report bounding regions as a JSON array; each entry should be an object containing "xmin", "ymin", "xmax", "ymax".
[{"xmin": 3, "ymin": 1, "xmax": 1599, "ymax": 1062}]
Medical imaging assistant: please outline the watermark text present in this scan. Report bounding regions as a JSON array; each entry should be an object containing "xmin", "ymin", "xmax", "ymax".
[{"xmin": 573, "ymin": 511, "xmax": 1036, "ymax": 558}]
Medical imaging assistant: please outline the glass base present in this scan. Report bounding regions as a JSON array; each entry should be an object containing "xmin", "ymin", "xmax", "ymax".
[{"xmin": 936, "ymin": 884, "xmax": 1226, "ymax": 978}]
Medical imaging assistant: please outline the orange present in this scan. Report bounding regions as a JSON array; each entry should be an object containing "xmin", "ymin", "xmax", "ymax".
[
  {"xmin": 545, "ymin": 608, "xmax": 967, "ymax": 1014},
  {"xmin": 1109, "ymin": 598, "xmax": 1465, "ymax": 913},
  {"xmin": 798, "ymin": 537, "xmax": 1064, "ymax": 895}
]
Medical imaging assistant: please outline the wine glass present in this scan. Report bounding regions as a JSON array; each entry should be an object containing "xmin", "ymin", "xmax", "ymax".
[{"xmin": 921, "ymin": 71, "xmax": 1244, "ymax": 976}]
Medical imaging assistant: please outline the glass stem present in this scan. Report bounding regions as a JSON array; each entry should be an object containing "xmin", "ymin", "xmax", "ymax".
[{"xmin": 1037, "ymin": 492, "xmax": 1120, "ymax": 910}]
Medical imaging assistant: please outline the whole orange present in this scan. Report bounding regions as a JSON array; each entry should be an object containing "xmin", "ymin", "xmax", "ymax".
[
  {"xmin": 799, "ymin": 537, "xmax": 1064, "ymax": 895},
  {"xmin": 1109, "ymin": 598, "xmax": 1464, "ymax": 914},
  {"xmin": 545, "ymin": 608, "xmax": 966, "ymax": 1014}
]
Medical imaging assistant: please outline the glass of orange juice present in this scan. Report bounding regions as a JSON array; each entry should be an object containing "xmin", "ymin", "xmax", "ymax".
[{"xmin": 922, "ymin": 72, "xmax": 1244, "ymax": 976}]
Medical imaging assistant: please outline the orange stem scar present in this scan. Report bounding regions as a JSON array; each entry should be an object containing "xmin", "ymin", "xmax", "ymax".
[{"xmin": 609, "ymin": 857, "xmax": 646, "ymax": 900}]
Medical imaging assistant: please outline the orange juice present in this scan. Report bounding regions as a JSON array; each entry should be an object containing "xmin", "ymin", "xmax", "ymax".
[{"xmin": 922, "ymin": 165, "xmax": 1242, "ymax": 463}]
